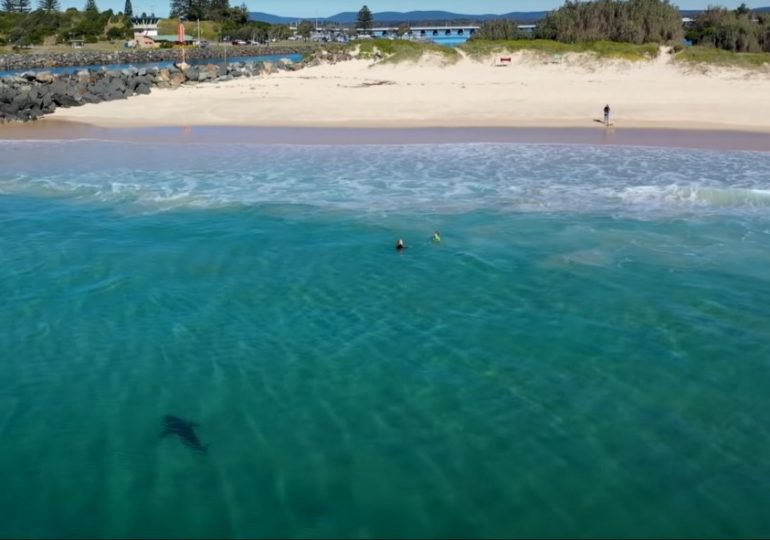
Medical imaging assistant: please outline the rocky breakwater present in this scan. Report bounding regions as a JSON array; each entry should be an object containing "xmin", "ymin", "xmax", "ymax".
[
  {"xmin": 0, "ymin": 45, "xmax": 306, "ymax": 72},
  {"xmin": 0, "ymin": 51, "xmax": 351, "ymax": 123},
  {"xmin": 1, "ymin": 66, "xmax": 174, "ymax": 122}
]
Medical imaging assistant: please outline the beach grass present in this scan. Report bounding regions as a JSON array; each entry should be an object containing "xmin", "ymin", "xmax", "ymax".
[
  {"xmin": 355, "ymin": 38, "xmax": 461, "ymax": 64},
  {"xmin": 675, "ymin": 47, "xmax": 770, "ymax": 69},
  {"xmin": 460, "ymin": 39, "xmax": 660, "ymax": 62}
]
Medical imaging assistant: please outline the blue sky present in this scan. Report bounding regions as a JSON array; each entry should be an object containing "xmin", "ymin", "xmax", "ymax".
[{"xmin": 59, "ymin": 0, "xmax": 763, "ymax": 18}]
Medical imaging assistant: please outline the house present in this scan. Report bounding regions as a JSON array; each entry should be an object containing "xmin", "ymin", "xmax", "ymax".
[
  {"xmin": 153, "ymin": 34, "xmax": 194, "ymax": 45},
  {"xmin": 130, "ymin": 35, "xmax": 158, "ymax": 48},
  {"xmin": 131, "ymin": 15, "xmax": 160, "ymax": 38}
]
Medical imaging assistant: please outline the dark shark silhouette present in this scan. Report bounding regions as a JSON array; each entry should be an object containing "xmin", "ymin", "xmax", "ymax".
[{"xmin": 161, "ymin": 415, "xmax": 209, "ymax": 453}]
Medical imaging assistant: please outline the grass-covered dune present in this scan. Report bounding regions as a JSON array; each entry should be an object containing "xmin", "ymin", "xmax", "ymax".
[
  {"xmin": 350, "ymin": 38, "xmax": 770, "ymax": 71},
  {"xmin": 350, "ymin": 38, "xmax": 661, "ymax": 64}
]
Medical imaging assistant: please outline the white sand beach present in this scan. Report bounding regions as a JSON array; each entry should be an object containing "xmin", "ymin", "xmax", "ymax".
[{"xmin": 43, "ymin": 49, "xmax": 770, "ymax": 132}]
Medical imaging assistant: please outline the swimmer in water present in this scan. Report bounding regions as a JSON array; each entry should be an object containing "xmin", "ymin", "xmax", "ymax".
[
  {"xmin": 432, "ymin": 231, "xmax": 441, "ymax": 243},
  {"xmin": 396, "ymin": 239, "xmax": 405, "ymax": 251}
]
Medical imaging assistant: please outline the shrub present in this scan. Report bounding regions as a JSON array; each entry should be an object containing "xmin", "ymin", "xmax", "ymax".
[
  {"xmin": 105, "ymin": 25, "xmax": 127, "ymax": 39},
  {"xmin": 535, "ymin": 0, "xmax": 683, "ymax": 45}
]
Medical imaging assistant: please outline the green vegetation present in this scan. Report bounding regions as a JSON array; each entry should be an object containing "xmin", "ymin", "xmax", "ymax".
[
  {"xmin": 355, "ymin": 38, "xmax": 460, "ymax": 64},
  {"xmin": 473, "ymin": 20, "xmax": 520, "ymax": 41},
  {"xmin": 0, "ymin": 11, "xmax": 25, "ymax": 43},
  {"xmin": 267, "ymin": 24, "xmax": 291, "ymax": 41},
  {"xmin": 2, "ymin": 0, "xmax": 31, "ymax": 13},
  {"xmin": 356, "ymin": 5, "xmax": 372, "ymax": 34},
  {"xmin": 0, "ymin": 7, "xmax": 127, "ymax": 45},
  {"xmin": 1, "ymin": 0, "xmax": 769, "ymax": 72},
  {"xmin": 675, "ymin": 46, "xmax": 770, "ymax": 68},
  {"xmin": 461, "ymin": 39, "xmax": 660, "ymax": 61},
  {"xmin": 40, "ymin": 0, "xmax": 60, "ymax": 12},
  {"xmin": 0, "ymin": 0, "xmax": 309, "ymax": 50},
  {"xmin": 297, "ymin": 20, "xmax": 313, "ymax": 39},
  {"xmin": 536, "ymin": 0, "xmax": 682, "ymax": 44},
  {"xmin": 686, "ymin": 4, "xmax": 770, "ymax": 53},
  {"xmin": 169, "ymin": 0, "xmax": 247, "ymax": 27},
  {"xmin": 159, "ymin": 17, "xmax": 219, "ymax": 40}
]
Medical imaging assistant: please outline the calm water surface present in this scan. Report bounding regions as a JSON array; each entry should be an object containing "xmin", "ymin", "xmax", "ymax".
[{"xmin": 1, "ymin": 139, "xmax": 769, "ymax": 538}]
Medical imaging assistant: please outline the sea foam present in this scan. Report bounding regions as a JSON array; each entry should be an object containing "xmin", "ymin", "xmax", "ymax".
[{"xmin": 2, "ymin": 140, "xmax": 769, "ymax": 216}]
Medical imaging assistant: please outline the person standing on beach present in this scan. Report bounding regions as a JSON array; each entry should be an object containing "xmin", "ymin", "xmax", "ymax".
[{"xmin": 603, "ymin": 104, "xmax": 611, "ymax": 126}]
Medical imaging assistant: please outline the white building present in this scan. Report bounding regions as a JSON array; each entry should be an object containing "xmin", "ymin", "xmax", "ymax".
[{"xmin": 131, "ymin": 16, "xmax": 160, "ymax": 38}]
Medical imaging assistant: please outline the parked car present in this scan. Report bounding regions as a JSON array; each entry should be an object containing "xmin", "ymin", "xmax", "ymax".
[{"xmin": 231, "ymin": 39, "xmax": 247, "ymax": 45}]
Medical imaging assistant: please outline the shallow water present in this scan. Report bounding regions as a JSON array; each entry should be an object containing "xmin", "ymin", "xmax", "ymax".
[{"xmin": 1, "ymin": 139, "xmax": 769, "ymax": 538}]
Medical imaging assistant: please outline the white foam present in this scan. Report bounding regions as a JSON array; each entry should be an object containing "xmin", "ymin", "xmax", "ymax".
[{"xmin": 2, "ymin": 141, "xmax": 770, "ymax": 217}]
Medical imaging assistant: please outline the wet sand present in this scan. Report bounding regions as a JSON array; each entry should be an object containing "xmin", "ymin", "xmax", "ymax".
[{"xmin": 2, "ymin": 121, "xmax": 769, "ymax": 152}]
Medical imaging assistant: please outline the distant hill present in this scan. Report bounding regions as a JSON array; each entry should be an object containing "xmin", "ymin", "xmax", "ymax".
[
  {"xmin": 248, "ymin": 12, "xmax": 299, "ymax": 24},
  {"xmin": 249, "ymin": 10, "xmax": 549, "ymax": 25},
  {"xmin": 680, "ymin": 6, "xmax": 769, "ymax": 18},
  {"xmin": 322, "ymin": 10, "xmax": 550, "ymax": 24},
  {"xmin": 250, "ymin": 7, "xmax": 770, "ymax": 25}
]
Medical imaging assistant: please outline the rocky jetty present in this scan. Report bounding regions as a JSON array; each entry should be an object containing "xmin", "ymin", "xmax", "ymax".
[
  {"xmin": 0, "ymin": 50, "xmax": 352, "ymax": 123},
  {"xmin": 0, "ymin": 45, "xmax": 305, "ymax": 72}
]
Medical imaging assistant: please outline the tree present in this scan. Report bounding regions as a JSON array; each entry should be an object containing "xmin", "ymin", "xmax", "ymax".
[
  {"xmin": 38, "ymin": 0, "xmax": 60, "ymax": 12},
  {"xmin": 106, "ymin": 25, "xmax": 128, "ymax": 39},
  {"xmin": 168, "ymin": 0, "xmax": 179, "ymax": 16},
  {"xmin": 297, "ymin": 19, "xmax": 313, "ymax": 39},
  {"xmin": 2, "ymin": 0, "xmax": 31, "ymax": 12},
  {"xmin": 123, "ymin": 0, "xmax": 132, "ymax": 17},
  {"xmin": 473, "ymin": 19, "xmax": 519, "ymax": 40},
  {"xmin": 687, "ymin": 5, "xmax": 764, "ymax": 52},
  {"xmin": 735, "ymin": 3, "xmax": 750, "ymax": 18},
  {"xmin": 356, "ymin": 4, "xmax": 373, "ymax": 34},
  {"xmin": 84, "ymin": 0, "xmax": 97, "ymax": 13},
  {"xmin": 170, "ymin": 0, "xmax": 208, "ymax": 21},
  {"xmin": 535, "ymin": 0, "xmax": 681, "ymax": 44},
  {"xmin": 207, "ymin": 0, "xmax": 229, "ymax": 20},
  {"xmin": 267, "ymin": 23, "xmax": 291, "ymax": 41}
]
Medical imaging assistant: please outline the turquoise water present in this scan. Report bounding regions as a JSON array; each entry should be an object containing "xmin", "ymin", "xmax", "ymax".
[
  {"xmin": 427, "ymin": 36, "xmax": 469, "ymax": 46},
  {"xmin": 1, "ymin": 139, "xmax": 770, "ymax": 538}
]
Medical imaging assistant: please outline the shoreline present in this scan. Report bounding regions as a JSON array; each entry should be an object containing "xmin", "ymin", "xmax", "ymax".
[
  {"xmin": 33, "ymin": 53, "xmax": 770, "ymax": 138},
  {"xmin": 2, "ymin": 49, "xmax": 770, "ymax": 152},
  {"xmin": 2, "ymin": 122, "xmax": 770, "ymax": 152}
]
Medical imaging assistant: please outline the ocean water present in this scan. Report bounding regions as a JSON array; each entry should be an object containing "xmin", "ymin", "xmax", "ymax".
[{"xmin": 1, "ymin": 138, "xmax": 770, "ymax": 538}]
